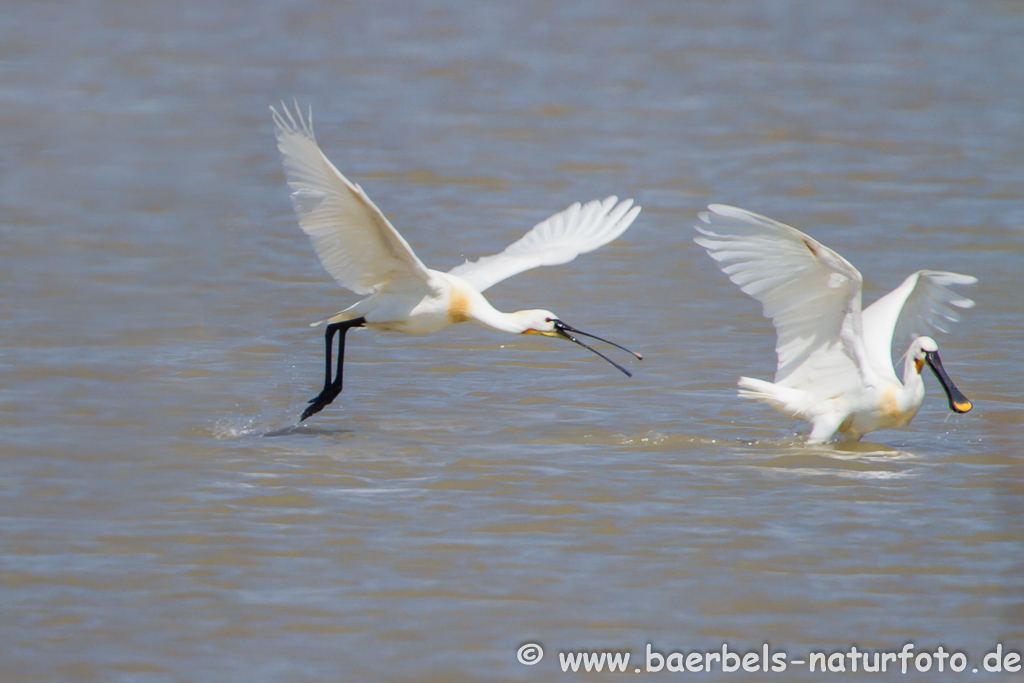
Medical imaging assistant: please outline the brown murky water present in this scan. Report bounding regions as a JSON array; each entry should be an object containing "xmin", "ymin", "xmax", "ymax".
[{"xmin": 2, "ymin": 1, "xmax": 1022, "ymax": 680}]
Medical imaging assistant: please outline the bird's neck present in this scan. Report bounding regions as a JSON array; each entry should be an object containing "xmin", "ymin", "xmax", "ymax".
[
  {"xmin": 447, "ymin": 279, "xmax": 531, "ymax": 334},
  {"xmin": 897, "ymin": 358, "xmax": 926, "ymax": 412},
  {"xmin": 901, "ymin": 355, "xmax": 924, "ymax": 388},
  {"xmin": 469, "ymin": 299, "xmax": 533, "ymax": 334}
]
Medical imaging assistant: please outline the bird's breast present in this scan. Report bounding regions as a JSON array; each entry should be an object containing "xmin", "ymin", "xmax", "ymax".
[
  {"xmin": 873, "ymin": 383, "xmax": 920, "ymax": 428},
  {"xmin": 877, "ymin": 385, "xmax": 903, "ymax": 420}
]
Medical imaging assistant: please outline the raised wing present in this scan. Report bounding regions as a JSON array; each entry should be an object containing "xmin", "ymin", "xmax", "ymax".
[
  {"xmin": 694, "ymin": 205, "xmax": 870, "ymax": 389},
  {"xmin": 271, "ymin": 102, "xmax": 430, "ymax": 295},
  {"xmin": 861, "ymin": 270, "xmax": 976, "ymax": 376},
  {"xmin": 447, "ymin": 196, "xmax": 640, "ymax": 293}
]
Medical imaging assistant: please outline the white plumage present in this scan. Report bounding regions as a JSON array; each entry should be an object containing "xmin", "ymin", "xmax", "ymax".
[
  {"xmin": 448, "ymin": 195, "xmax": 639, "ymax": 293},
  {"xmin": 271, "ymin": 102, "xmax": 642, "ymax": 421},
  {"xmin": 695, "ymin": 204, "xmax": 974, "ymax": 444}
]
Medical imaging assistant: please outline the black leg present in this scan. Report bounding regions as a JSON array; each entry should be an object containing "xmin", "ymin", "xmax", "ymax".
[{"xmin": 300, "ymin": 317, "xmax": 365, "ymax": 421}]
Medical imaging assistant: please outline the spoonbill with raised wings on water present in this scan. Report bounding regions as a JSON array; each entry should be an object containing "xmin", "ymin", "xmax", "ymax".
[
  {"xmin": 694, "ymin": 204, "xmax": 974, "ymax": 444},
  {"xmin": 271, "ymin": 103, "xmax": 642, "ymax": 421}
]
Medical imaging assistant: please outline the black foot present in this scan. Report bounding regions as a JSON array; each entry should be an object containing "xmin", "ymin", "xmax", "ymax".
[{"xmin": 300, "ymin": 384, "xmax": 341, "ymax": 421}]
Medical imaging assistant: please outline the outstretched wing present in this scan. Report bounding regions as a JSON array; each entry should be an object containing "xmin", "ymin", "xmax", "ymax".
[
  {"xmin": 861, "ymin": 270, "xmax": 976, "ymax": 375},
  {"xmin": 447, "ymin": 196, "xmax": 640, "ymax": 293},
  {"xmin": 694, "ymin": 205, "xmax": 870, "ymax": 390},
  {"xmin": 271, "ymin": 102, "xmax": 430, "ymax": 296}
]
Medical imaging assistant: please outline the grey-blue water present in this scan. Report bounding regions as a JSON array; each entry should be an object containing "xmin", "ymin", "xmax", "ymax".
[{"xmin": 2, "ymin": 1, "xmax": 1022, "ymax": 680}]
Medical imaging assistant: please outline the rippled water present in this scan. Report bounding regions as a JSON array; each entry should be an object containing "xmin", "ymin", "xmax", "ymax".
[{"xmin": 2, "ymin": 1, "xmax": 1023, "ymax": 680}]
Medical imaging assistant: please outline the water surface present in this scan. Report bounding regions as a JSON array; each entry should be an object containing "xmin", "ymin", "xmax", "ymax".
[{"xmin": 2, "ymin": 1, "xmax": 1022, "ymax": 680}]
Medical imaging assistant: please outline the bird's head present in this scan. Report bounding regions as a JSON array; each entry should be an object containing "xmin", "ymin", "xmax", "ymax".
[
  {"xmin": 518, "ymin": 309, "xmax": 561, "ymax": 336},
  {"xmin": 909, "ymin": 336, "xmax": 972, "ymax": 414},
  {"xmin": 518, "ymin": 309, "xmax": 642, "ymax": 377},
  {"xmin": 910, "ymin": 336, "xmax": 939, "ymax": 374}
]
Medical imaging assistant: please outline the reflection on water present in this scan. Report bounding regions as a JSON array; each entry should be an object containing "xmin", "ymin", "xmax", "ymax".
[{"xmin": 2, "ymin": 0, "xmax": 1023, "ymax": 680}]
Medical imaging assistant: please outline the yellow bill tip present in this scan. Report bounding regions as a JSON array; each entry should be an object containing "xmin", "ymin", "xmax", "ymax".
[{"xmin": 953, "ymin": 400, "xmax": 973, "ymax": 413}]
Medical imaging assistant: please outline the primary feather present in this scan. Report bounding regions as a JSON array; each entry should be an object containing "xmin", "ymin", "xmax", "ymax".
[
  {"xmin": 862, "ymin": 270, "xmax": 977, "ymax": 379},
  {"xmin": 271, "ymin": 102, "xmax": 430, "ymax": 296},
  {"xmin": 694, "ymin": 204, "xmax": 868, "ymax": 391},
  {"xmin": 448, "ymin": 196, "xmax": 640, "ymax": 293}
]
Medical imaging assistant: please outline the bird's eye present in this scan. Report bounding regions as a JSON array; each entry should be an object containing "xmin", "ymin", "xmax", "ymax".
[{"xmin": 545, "ymin": 317, "xmax": 552, "ymax": 323}]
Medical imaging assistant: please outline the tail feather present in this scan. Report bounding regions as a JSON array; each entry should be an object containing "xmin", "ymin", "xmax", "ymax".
[
  {"xmin": 738, "ymin": 376, "xmax": 810, "ymax": 419},
  {"xmin": 738, "ymin": 377, "xmax": 851, "ymax": 443},
  {"xmin": 311, "ymin": 300, "xmax": 368, "ymax": 327}
]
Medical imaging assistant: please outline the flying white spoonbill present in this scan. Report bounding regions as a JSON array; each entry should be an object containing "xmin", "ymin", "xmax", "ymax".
[
  {"xmin": 271, "ymin": 103, "xmax": 642, "ymax": 421},
  {"xmin": 694, "ymin": 204, "xmax": 974, "ymax": 444}
]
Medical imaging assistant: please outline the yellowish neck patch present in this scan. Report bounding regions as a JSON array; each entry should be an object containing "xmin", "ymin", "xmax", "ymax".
[{"xmin": 447, "ymin": 286, "xmax": 472, "ymax": 324}]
